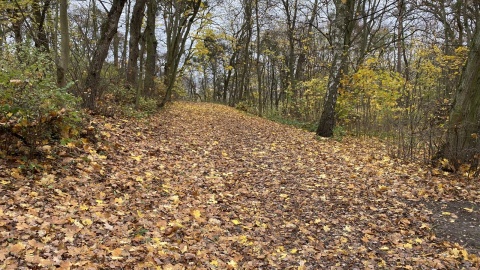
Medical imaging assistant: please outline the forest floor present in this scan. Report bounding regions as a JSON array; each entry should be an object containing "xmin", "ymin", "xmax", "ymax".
[{"xmin": 0, "ymin": 101, "xmax": 479, "ymax": 269}]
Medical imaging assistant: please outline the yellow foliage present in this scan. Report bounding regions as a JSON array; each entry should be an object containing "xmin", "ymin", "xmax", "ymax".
[{"xmin": 337, "ymin": 57, "xmax": 404, "ymax": 125}]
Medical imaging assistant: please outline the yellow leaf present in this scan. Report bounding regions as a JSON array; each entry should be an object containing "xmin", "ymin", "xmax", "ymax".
[
  {"xmin": 66, "ymin": 142, "xmax": 76, "ymax": 148},
  {"xmin": 1, "ymin": 180, "xmax": 11, "ymax": 185},
  {"xmin": 135, "ymin": 176, "xmax": 144, "ymax": 182},
  {"xmin": 461, "ymin": 249, "xmax": 469, "ymax": 260},
  {"xmin": 10, "ymin": 242, "xmax": 26, "ymax": 254},
  {"xmin": 114, "ymin": 197, "xmax": 124, "ymax": 204},
  {"xmin": 131, "ymin": 155, "xmax": 142, "ymax": 162},
  {"xmin": 238, "ymin": 235, "xmax": 248, "ymax": 244},
  {"xmin": 210, "ymin": 260, "xmax": 219, "ymax": 267},
  {"xmin": 80, "ymin": 204, "xmax": 89, "ymax": 211},
  {"xmin": 323, "ymin": 225, "xmax": 330, "ymax": 232},
  {"xmin": 379, "ymin": 246, "xmax": 389, "ymax": 251},
  {"xmin": 463, "ymin": 207, "xmax": 474, "ymax": 213},
  {"xmin": 403, "ymin": 243, "xmax": 413, "ymax": 249},
  {"xmin": 442, "ymin": 212, "xmax": 451, "ymax": 216},
  {"xmin": 227, "ymin": 259, "xmax": 237, "ymax": 269},
  {"xmin": 192, "ymin": 209, "xmax": 201, "ymax": 220},
  {"xmin": 414, "ymin": 238, "xmax": 423, "ymax": 244},
  {"xmin": 82, "ymin": 218, "xmax": 93, "ymax": 226},
  {"xmin": 170, "ymin": 195, "xmax": 179, "ymax": 204},
  {"xmin": 344, "ymin": 225, "xmax": 352, "ymax": 232},
  {"xmin": 378, "ymin": 185, "xmax": 388, "ymax": 191},
  {"xmin": 231, "ymin": 219, "xmax": 241, "ymax": 225},
  {"xmin": 100, "ymin": 131, "xmax": 111, "ymax": 138},
  {"xmin": 290, "ymin": 248, "xmax": 298, "ymax": 254}
]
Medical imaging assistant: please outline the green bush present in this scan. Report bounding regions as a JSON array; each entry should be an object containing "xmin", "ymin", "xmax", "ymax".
[
  {"xmin": 0, "ymin": 45, "xmax": 82, "ymax": 155},
  {"xmin": 265, "ymin": 110, "xmax": 317, "ymax": 132}
]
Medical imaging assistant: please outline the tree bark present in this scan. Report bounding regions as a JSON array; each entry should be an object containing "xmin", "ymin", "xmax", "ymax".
[
  {"xmin": 143, "ymin": 0, "xmax": 158, "ymax": 97},
  {"xmin": 32, "ymin": 0, "xmax": 51, "ymax": 52},
  {"xmin": 281, "ymin": 0, "xmax": 298, "ymax": 107},
  {"xmin": 126, "ymin": 0, "xmax": 147, "ymax": 88},
  {"xmin": 57, "ymin": 0, "xmax": 69, "ymax": 87},
  {"xmin": 121, "ymin": 0, "xmax": 131, "ymax": 76},
  {"xmin": 316, "ymin": 0, "xmax": 355, "ymax": 137},
  {"xmin": 439, "ymin": 20, "xmax": 480, "ymax": 167},
  {"xmin": 160, "ymin": 0, "xmax": 202, "ymax": 107},
  {"xmin": 83, "ymin": 0, "xmax": 127, "ymax": 110},
  {"xmin": 255, "ymin": 0, "xmax": 263, "ymax": 116},
  {"xmin": 396, "ymin": 0, "xmax": 404, "ymax": 73}
]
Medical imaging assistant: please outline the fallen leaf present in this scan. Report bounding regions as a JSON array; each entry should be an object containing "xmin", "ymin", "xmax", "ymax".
[{"xmin": 111, "ymin": 248, "xmax": 123, "ymax": 260}]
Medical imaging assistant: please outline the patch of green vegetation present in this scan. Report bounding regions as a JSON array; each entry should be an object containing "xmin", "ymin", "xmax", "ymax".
[{"xmin": 265, "ymin": 113, "xmax": 317, "ymax": 132}]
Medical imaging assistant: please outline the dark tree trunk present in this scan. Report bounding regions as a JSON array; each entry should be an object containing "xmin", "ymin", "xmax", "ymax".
[
  {"xmin": 32, "ymin": 0, "xmax": 51, "ymax": 52},
  {"xmin": 126, "ymin": 0, "xmax": 147, "ymax": 88},
  {"xmin": 316, "ymin": 0, "xmax": 355, "ymax": 137},
  {"xmin": 143, "ymin": 0, "xmax": 157, "ymax": 97},
  {"xmin": 160, "ymin": 0, "xmax": 202, "ymax": 107},
  {"xmin": 83, "ymin": 0, "xmax": 127, "ymax": 110},
  {"xmin": 57, "ymin": 0, "xmax": 69, "ymax": 87},
  {"xmin": 439, "ymin": 21, "xmax": 480, "ymax": 168}
]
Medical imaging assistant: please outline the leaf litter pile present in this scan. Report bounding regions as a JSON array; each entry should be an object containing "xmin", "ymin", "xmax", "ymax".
[{"xmin": 1, "ymin": 102, "xmax": 479, "ymax": 269}]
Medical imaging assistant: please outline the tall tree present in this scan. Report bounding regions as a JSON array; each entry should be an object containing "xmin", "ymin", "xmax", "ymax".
[
  {"xmin": 316, "ymin": 0, "xmax": 356, "ymax": 137},
  {"xmin": 31, "ymin": 0, "xmax": 51, "ymax": 52},
  {"xmin": 126, "ymin": 0, "xmax": 147, "ymax": 88},
  {"xmin": 159, "ymin": 0, "xmax": 202, "ymax": 107},
  {"xmin": 143, "ymin": 0, "xmax": 158, "ymax": 98},
  {"xmin": 255, "ymin": 0, "xmax": 263, "ymax": 115},
  {"xmin": 281, "ymin": 0, "xmax": 298, "ymax": 106},
  {"xmin": 439, "ymin": 19, "xmax": 480, "ymax": 168},
  {"xmin": 57, "ymin": 0, "xmax": 69, "ymax": 87},
  {"xmin": 83, "ymin": 0, "xmax": 127, "ymax": 110},
  {"xmin": 121, "ymin": 0, "xmax": 131, "ymax": 76}
]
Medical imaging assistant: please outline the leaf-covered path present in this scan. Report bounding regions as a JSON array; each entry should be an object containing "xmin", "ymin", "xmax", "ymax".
[{"xmin": 1, "ymin": 102, "xmax": 479, "ymax": 269}]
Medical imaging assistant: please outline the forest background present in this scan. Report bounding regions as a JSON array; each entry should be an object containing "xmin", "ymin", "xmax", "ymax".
[{"xmin": 1, "ymin": 0, "xmax": 480, "ymax": 171}]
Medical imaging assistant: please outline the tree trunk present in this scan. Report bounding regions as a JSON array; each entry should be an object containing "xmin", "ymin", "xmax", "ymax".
[
  {"xmin": 396, "ymin": 0, "xmax": 404, "ymax": 73},
  {"xmin": 439, "ymin": 20, "xmax": 480, "ymax": 168},
  {"xmin": 255, "ymin": 0, "xmax": 262, "ymax": 116},
  {"xmin": 121, "ymin": 0, "xmax": 131, "ymax": 76},
  {"xmin": 83, "ymin": 0, "xmax": 127, "ymax": 110},
  {"xmin": 144, "ymin": 0, "xmax": 157, "ymax": 97},
  {"xmin": 57, "ymin": 0, "xmax": 69, "ymax": 87},
  {"xmin": 32, "ymin": 0, "xmax": 51, "ymax": 52},
  {"xmin": 160, "ymin": 0, "xmax": 202, "ymax": 107},
  {"xmin": 316, "ymin": 0, "xmax": 355, "ymax": 137},
  {"xmin": 281, "ymin": 0, "xmax": 298, "ymax": 113},
  {"xmin": 126, "ymin": 0, "xmax": 147, "ymax": 88}
]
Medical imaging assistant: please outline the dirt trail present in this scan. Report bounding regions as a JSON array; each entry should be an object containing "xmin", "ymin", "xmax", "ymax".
[{"xmin": 0, "ymin": 102, "xmax": 478, "ymax": 269}]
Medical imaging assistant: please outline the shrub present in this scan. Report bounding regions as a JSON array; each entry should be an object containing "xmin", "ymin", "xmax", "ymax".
[{"xmin": 0, "ymin": 45, "xmax": 83, "ymax": 155}]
